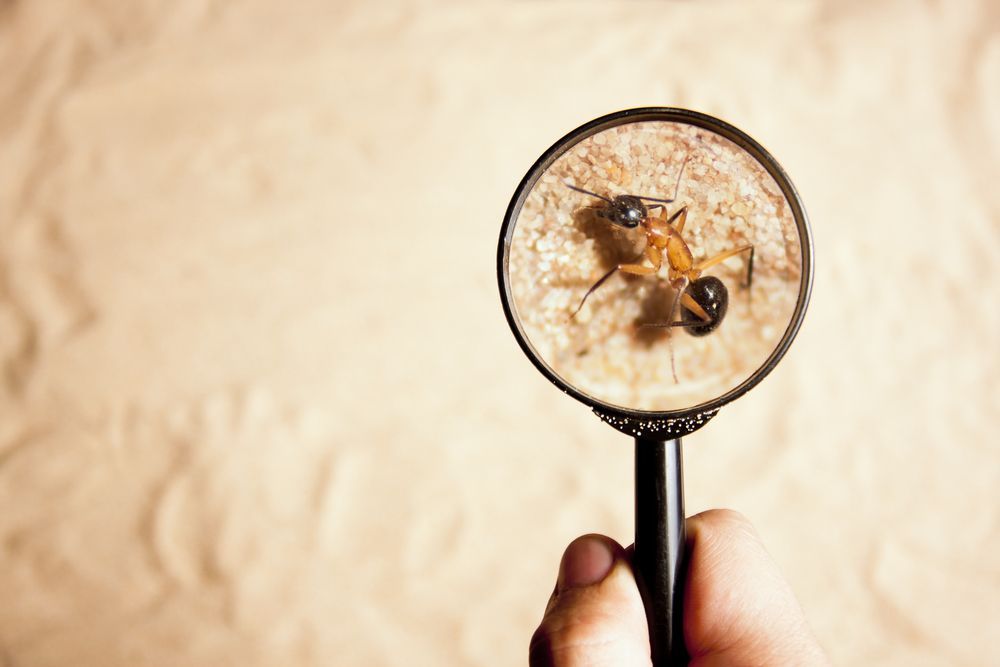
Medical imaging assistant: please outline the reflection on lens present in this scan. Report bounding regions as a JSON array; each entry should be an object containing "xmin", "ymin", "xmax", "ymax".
[{"xmin": 507, "ymin": 119, "xmax": 803, "ymax": 412}]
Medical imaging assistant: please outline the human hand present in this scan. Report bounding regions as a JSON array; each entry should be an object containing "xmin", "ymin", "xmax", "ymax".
[{"xmin": 529, "ymin": 509, "xmax": 829, "ymax": 666}]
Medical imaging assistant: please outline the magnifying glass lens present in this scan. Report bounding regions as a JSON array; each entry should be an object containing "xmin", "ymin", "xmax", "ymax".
[{"xmin": 505, "ymin": 117, "xmax": 806, "ymax": 413}]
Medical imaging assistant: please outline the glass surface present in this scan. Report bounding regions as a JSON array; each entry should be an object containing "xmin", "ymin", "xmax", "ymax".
[{"xmin": 508, "ymin": 120, "xmax": 803, "ymax": 412}]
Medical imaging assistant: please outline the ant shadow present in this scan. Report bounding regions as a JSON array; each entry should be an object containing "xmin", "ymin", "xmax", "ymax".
[
  {"xmin": 571, "ymin": 207, "xmax": 643, "ymax": 270},
  {"xmin": 633, "ymin": 281, "xmax": 678, "ymax": 348}
]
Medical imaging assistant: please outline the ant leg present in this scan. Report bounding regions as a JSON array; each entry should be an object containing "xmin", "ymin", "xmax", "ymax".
[
  {"xmin": 570, "ymin": 266, "xmax": 618, "ymax": 319},
  {"xmin": 695, "ymin": 244, "xmax": 754, "ymax": 314},
  {"xmin": 648, "ymin": 206, "xmax": 688, "ymax": 233},
  {"xmin": 694, "ymin": 244, "xmax": 754, "ymax": 288},
  {"xmin": 569, "ymin": 263, "xmax": 654, "ymax": 318},
  {"xmin": 744, "ymin": 245, "xmax": 754, "ymax": 289},
  {"xmin": 570, "ymin": 248, "xmax": 661, "ymax": 319},
  {"xmin": 671, "ymin": 206, "xmax": 688, "ymax": 234},
  {"xmin": 641, "ymin": 245, "xmax": 662, "ymax": 271},
  {"xmin": 639, "ymin": 279, "xmax": 711, "ymax": 324},
  {"xmin": 680, "ymin": 291, "xmax": 713, "ymax": 321},
  {"xmin": 639, "ymin": 292, "xmax": 712, "ymax": 328},
  {"xmin": 617, "ymin": 254, "xmax": 661, "ymax": 279},
  {"xmin": 664, "ymin": 276, "xmax": 689, "ymax": 383},
  {"xmin": 740, "ymin": 245, "xmax": 755, "ymax": 312},
  {"xmin": 639, "ymin": 320, "xmax": 705, "ymax": 329}
]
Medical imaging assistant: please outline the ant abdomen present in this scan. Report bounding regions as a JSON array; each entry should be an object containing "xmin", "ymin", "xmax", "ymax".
[{"xmin": 681, "ymin": 276, "xmax": 728, "ymax": 336}]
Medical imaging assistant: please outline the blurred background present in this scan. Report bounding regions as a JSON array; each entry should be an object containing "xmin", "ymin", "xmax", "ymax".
[{"xmin": 1, "ymin": 1, "xmax": 997, "ymax": 665}]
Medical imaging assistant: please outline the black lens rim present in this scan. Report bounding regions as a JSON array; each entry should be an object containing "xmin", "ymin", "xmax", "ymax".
[{"xmin": 497, "ymin": 107, "xmax": 813, "ymax": 426}]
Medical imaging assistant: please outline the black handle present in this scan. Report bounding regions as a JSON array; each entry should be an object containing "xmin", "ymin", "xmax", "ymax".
[{"xmin": 634, "ymin": 437, "xmax": 688, "ymax": 665}]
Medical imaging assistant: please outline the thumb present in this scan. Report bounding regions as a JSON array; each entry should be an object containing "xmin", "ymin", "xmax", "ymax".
[
  {"xmin": 529, "ymin": 534, "xmax": 650, "ymax": 667},
  {"xmin": 685, "ymin": 509, "xmax": 829, "ymax": 665}
]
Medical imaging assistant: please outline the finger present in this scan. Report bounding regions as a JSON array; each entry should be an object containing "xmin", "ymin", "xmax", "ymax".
[
  {"xmin": 684, "ymin": 509, "xmax": 829, "ymax": 666},
  {"xmin": 529, "ymin": 534, "xmax": 650, "ymax": 667}
]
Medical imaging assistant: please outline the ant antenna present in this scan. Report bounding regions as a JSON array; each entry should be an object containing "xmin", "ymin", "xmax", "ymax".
[
  {"xmin": 564, "ymin": 182, "xmax": 613, "ymax": 203},
  {"xmin": 566, "ymin": 155, "xmax": 689, "ymax": 205},
  {"xmin": 632, "ymin": 156, "xmax": 690, "ymax": 204},
  {"xmin": 671, "ymin": 156, "xmax": 689, "ymax": 201},
  {"xmin": 634, "ymin": 194, "xmax": 675, "ymax": 204}
]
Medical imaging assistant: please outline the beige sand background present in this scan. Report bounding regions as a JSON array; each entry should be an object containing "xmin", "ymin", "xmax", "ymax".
[{"xmin": 1, "ymin": 1, "xmax": 997, "ymax": 665}]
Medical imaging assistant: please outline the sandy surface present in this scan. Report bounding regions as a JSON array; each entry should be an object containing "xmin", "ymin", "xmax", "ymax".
[{"xmin": 1, "ymin": 1, "xmax": 998, "ymax": 666}]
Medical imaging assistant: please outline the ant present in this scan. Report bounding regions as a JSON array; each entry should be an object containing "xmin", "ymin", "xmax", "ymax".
[{"xmin": 565, "ymin": 160, "xmax": 754, "ymax": 378}]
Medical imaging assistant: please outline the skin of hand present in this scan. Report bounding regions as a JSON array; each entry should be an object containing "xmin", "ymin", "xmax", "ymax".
[{"xmin": 529, "ymin": 509, "xmax": 830, "ymax": 666}]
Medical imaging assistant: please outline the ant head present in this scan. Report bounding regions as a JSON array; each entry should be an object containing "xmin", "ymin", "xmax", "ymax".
[
  {"xmin": 604, "ymin": 195, "xmax": 647, "ymax": 229},
  {"xmin": 681, "ymin": 276, "xmax": 729, "ymax": 336}
]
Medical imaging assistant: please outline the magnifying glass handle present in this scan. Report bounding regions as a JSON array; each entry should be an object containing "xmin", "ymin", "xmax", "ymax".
[{"xmin": 634, "ymin": 436, "xmax": 688, "ymax": 665}]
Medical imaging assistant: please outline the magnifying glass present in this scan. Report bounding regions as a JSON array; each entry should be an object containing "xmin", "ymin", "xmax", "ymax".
[{"xmin": 497, "ymin": 108, "xmax": 813, "ymax": 665}]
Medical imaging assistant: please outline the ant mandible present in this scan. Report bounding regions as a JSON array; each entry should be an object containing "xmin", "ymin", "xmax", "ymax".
[{"xmin": 565, "ymin": 158, "xmax": 755, "ymax": 340}]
